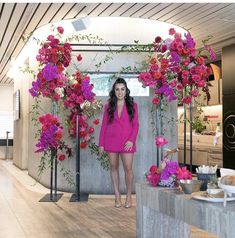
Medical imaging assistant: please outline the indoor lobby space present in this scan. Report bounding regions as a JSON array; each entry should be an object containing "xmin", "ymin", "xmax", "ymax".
[{"xmin": 2, "ymin": 1, "xmax": 235, "ymax": 238}]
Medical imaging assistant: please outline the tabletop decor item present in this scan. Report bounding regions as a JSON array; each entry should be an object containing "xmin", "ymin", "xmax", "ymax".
[
  {"xmin": 196, "ymin": 165, "xmax": 218, "ymax": 191},
  {"xmin": 146, "ymin": 153, "xmax": 192, "ymax": 188},
  {"xmin": 179, "ymin": 179, "xmax": 203, "ymax": 194},
  {"xmin": 218, "ymin": 176, "xmax": 235, "ymax": 207}
]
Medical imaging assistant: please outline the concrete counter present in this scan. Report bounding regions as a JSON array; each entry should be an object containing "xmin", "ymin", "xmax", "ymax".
[{"xmin": 136, "ymin": 183, "xmax": 235, "ymax": 238}]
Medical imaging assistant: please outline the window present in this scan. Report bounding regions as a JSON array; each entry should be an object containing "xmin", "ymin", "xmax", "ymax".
[
  {"xmin": 0, "ymin": 112, "xmax": 13, "ymax": 138},
  {"xmin": 90, "ymin": 74, "xmax": 149, "ymax": 97}
]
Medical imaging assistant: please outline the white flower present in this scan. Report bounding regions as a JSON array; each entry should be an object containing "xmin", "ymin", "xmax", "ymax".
[
  {"xmin": 187, "ymin": 62, "xmax": 196, "ymax": 69},
  {"xmin": 55, "ymin": 87, "xmax": 64, "ymax": 97}
]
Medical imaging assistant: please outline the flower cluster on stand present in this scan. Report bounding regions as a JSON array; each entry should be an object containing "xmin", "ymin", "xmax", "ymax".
[
  {"xmin": 139, "ymin": 28, "xmax": 215, "ymax": 186},
  {"xmin": 63, "ymin": 70, "xmax": 98, "ymax": 149},
  {"xmin": 139, "ymin": 28, "xmax": 214, "ymax": 108},
  {"xmin": 27, "ymin": 26, "xmax": 108, "ymax": 183},
  {"xmin": 29, "ymin": 28, "xmax": 72, "ymax": 101},
  {"xmin": 29, "ymin": 27, "xmax": 73, "ymax": 168}
]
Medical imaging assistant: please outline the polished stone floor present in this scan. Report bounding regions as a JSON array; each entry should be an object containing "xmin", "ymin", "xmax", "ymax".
[{"xmin": 0, "ymin": 160, "xmax": 136, "ymax": 238}]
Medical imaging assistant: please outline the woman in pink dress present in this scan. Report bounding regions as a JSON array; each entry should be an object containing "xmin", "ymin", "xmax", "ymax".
[{"xmin": 99, "ymin": 78, "xmax": 139, "ymax": 208}]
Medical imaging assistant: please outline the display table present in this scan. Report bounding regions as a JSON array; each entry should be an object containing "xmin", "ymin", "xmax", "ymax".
[{"xmin": 136, "ymin": 183, "xmax": 235, "ymax": 238}]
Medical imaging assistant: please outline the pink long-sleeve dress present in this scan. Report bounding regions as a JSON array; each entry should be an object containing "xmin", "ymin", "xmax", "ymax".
[{"xmin": 99, "ymin": 102, "xmax": 139, "ymax": 153}]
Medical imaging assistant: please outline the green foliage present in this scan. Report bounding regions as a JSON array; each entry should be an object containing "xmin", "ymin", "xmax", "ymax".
[
  {"xmin": 88, "ymin": 142, "xmax": 110, "ymax": 171},
  {"xmin": 192, "ymin": 116, "xmax": 206, "ymax": 134}
]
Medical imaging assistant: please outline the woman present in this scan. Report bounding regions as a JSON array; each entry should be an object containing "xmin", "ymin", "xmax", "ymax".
[{"xmin": 99, "ymin": 78, "xmax": 139, "ymax": 208}]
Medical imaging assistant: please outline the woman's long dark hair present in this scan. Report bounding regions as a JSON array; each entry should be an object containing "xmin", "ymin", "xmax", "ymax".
[{"xmin": 107, "ymin": 78, "xmax": 135, "ymax": 122}]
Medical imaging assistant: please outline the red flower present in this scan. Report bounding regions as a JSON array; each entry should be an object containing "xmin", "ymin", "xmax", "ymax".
[
  {"xmin": 57, "ymin": 26, "xmax": 64, "ymax": 34},
  {"xmin": 80, "ymin": 141, "xmax": 87, "ymax": 149},
  {"xmin": 88, "ymin": 127, "xmax": 95, "ymax": 134},
  {"xmin": 77, "ymin": 54, "xmax": 82, "ymax": 62},
  {"xmin": 149, "ymin": 165, "xmax": 158, "ymax": 174},
  {"xmin": 93, "ymin": 119, "xmax": 99, "ymax": 125},
  {"xmin": 155, "ymin": 36, "xmax": 162, "ymax": 43},
  {"xmin": 58, "ymin": 154, "xmax": 66, "ymax": 161},
  {"xmin": 152, "ymin": 97, "xmax": 160, "ymax": 105},
  {"xmin": 153, "ymin": 72, "xmax": 162, "ymax": 80}
]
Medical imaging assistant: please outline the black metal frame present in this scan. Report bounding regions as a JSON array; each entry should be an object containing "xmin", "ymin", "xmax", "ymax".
[
  {"xmin": 39, "ymin": 102, "xmax": 63, "ymax": 202},
  {"xmin": 70, "ymin": 107, "xmax": 89, "ymax": 202}
]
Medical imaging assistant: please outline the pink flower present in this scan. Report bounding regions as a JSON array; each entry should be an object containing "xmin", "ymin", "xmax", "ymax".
[
  {"xmin": 47, "ymin": 35, "xmax": 55, "ymax": 41},
  {"xmin": 169, "ymin": 28, "xmax": 176, "ymax": 35},
  {"xmin": 176, "ymin": 167, "xmax": 192, "ymax": 180},
  {"xmin": 88, "ymin": 127, "xmax": 94, "ymax": 134},
  {"xmin": 149, "ymin": 165, "xmax": 158, "ymax": 174},
  {"xmin": 152, "ymin": 97, "xmax": 160, "ymax": 105},
  {"xmin": 146, "ymin": 173, "xmax": 161, "ymax": 187},
  {"xmin": 57, "ymin": 26, "xmax": 64, "ymax": 34},
  {"xmin": 155, "ymin": 136, "xmax": 168, "ymax": 148},
  {"xmin": 197, "ymin": 80, "xmax": 205, "ymax": 87},
  {"xmin": 176, "ymin": 83, "xmax": 183, "ymax": 91},
  {"xmin": 191, "ymin": 89, "xmax": 199, "ymax": 97},
  {"xmin": 182, "ymin": 96, "xmax": 191, "ymax": 104}
]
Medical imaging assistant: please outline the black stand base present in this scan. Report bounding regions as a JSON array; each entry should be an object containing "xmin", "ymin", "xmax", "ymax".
[
  {"xmin": 69, "ymin": 193, "xmax": 89, "ymax": 202},
  {"xmin": 39, "ymin": 193, "xmax": 63, "ymax": 202}
]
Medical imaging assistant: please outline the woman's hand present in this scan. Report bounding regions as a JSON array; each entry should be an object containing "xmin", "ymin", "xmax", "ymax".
[
  {"xmin": 124, "ymin": 141, "xmax": 133, "ymax": 151},
  {"xmin": 99, "ymin": 146, "xmax": 104, "ymax": 155}
]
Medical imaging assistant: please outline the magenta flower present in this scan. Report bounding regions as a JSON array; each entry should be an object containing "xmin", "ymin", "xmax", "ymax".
[
  {"xmin": 182, "ymin": 96, "xmax": 191, "ymax": 104},
  {"xmin": 155, "ymin": 136, "xmax": 168, "ymax": 148},
  {"xmin": 177, "ymin": 166, "xmax": 192, "ymax": 180},
  {"xmin": 146, "ymin": 161, "xmax": 192, "ymax": 187},
  {"xmin": 160, "ymin": 160, "xmax": 178, "ymax": 180}
]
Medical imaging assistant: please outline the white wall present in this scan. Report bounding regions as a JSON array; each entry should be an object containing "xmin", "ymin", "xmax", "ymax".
[{"xmin": 0, "ymin": 85, "xmax": 14, "ymax": 159}]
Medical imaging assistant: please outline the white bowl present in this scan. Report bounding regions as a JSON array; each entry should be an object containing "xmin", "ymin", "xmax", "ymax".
[
  {"xmin": 218, "ymin": 181, "xmax": 235, "ymax": 194},
  {"xmin": 220, "ymin": 168, "xmax": 235, "ymax": 177}
]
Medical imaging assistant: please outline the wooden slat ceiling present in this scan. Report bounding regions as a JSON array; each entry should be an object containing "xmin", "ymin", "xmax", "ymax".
[{"xmin": 1, "ymin": 2, "xmax": 235, "ymax": 85}]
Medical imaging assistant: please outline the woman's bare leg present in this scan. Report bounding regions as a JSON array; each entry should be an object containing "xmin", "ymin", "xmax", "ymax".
[
  {"xmin": 108, "ymin": 153, "xmax": 121, "ymax": 206},
  {"xmin": 120, "ymin": 153, "xmax": 134, "ymax": 207}
]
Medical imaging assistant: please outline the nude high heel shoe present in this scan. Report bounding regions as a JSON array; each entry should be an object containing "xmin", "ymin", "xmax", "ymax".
[
  {"xmin": 124, "ymin": 196, "xmax": 132, "ymax": 208},
  {"xmin": 114, "ymin": 195, "xmax": 122, "ymax": 208}
]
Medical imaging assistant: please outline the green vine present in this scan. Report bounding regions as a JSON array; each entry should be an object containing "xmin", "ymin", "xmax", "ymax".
[{"xmin": 88, "ymin": 142, "xmax": 109, "ymax": 170}]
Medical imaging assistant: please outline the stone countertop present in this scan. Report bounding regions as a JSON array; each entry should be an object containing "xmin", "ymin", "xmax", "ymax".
[{"xmin": 136, "ymin": 183, "xmax": 235, "ymax": 238}]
